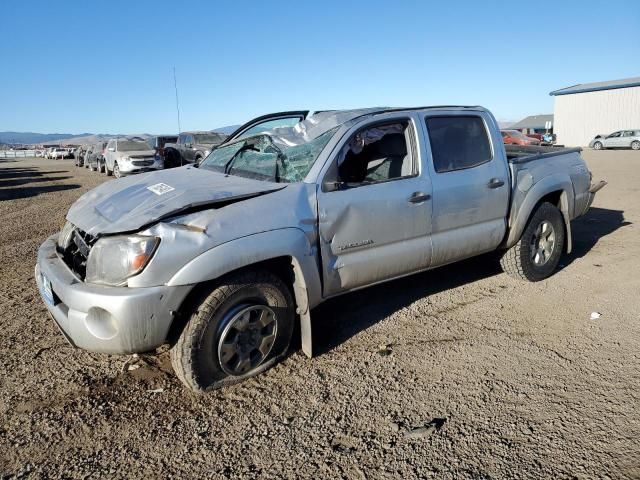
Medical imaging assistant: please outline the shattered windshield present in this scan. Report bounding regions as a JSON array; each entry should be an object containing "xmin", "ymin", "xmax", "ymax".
[{"xmin": 200, "ymin": 127, "xmax": 338, "ymax": 183}]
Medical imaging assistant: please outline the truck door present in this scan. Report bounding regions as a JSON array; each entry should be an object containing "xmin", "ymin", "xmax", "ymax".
[
  {"xmin": 422, "ymin": 113, "xmax": 509, "ymax": 266},
  {"xmin": 317, "ymin": 115, "xmax": 432, "ymax": 296}
]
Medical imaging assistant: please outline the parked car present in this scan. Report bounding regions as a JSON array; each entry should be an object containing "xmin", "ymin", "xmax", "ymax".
[
  {"xmin": 102, "ymin": 138, "xmax": 162, "ymax": 178},
  {"xmin": 74, "ymin": 145, "xmax": 88, "ymax": 166},
  {"xmin": 589, "ymin": 130, "xmax": 640, "ymax": 150},
  {"xmin": 85, "ymin": 142, "xmax": 107, "ymax": 172},
  {"xmin": 523, "ymin": 133, "xmax": 544, "ymax": 141},
  {"xmin": 50, "ymin": 147, "xmax": 71, "ymax": 159},
  {"xmin": 147, "ymin": 135, "xmax": 178, "ymax": 165},
  {"xmin": 163, "ymin": 131, "xmax": 227, "ymax": 167},
  {"xmin": 35, "ymin": 106, "xmax": 605, "ymax": 392},
  {"xmin": 501, "ymin": 130, "xmax": 541, "ymax": 146}
]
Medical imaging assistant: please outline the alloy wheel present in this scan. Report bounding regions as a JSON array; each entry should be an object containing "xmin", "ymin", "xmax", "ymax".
[
  {"xmin": 217, "ymin": 304, "xmax": 278, "ymax": 376},
  {"xmin": 530, "ymin": 220, "xmax": 556, "ymax": 266}
]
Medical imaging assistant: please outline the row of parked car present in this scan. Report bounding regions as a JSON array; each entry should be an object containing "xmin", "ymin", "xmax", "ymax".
[
  {"xmin": 501, "ymin": 130, "xmax": 555, "ymax": 146},
  {"xmin": 71, "ymin": 133, "xmax": 225, "ymax": 178},
  {"xmin": 67, "ymin": 111, "xmax": 310, "ymax": 178}
]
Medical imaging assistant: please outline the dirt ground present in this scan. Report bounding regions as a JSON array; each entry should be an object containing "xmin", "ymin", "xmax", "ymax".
[{"xmin": 0, "ymin": 151, "xmax": 638, "ymax": 479}]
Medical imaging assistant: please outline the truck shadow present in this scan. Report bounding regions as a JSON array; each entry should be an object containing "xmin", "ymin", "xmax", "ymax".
[
  {"xmin": 563, "ymin": 207, "xmax": 630, "ymax": 265},
  {"xmin": 311, "ymin": 206, "xmax": 628, "ymax": 356}
]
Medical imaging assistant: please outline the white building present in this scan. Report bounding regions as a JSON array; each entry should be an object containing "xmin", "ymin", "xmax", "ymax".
[{"xmin": 550, "ymin": 76, "xmax": 640, "ymax": 146}]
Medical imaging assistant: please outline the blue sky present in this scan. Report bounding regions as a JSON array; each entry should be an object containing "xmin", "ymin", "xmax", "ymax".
[{"xmin": 1, "ymin": 0, "xmax": 638, "ymax": 134}]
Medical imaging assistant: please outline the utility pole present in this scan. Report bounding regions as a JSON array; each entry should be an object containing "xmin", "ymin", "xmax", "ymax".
[{"xmin": 173, "ymin": 66, "xmax": 182, "ymax": 133}]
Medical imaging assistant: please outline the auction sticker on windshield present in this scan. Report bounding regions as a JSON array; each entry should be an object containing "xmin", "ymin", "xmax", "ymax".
[{"xmin": 147, "ymin": 183, "xmax": 175, "ymax": 195}]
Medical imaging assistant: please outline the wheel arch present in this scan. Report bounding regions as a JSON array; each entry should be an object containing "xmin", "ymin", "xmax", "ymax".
[
  {"xmin": 166, "ymin": 228, "xmax": 322, "ymax": 358},
  {"xmin": 505, "ymin": 177, "xmax": 574, "ymax": 254}
]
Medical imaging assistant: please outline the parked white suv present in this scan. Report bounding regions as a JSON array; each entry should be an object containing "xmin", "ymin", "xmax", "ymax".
[{"xmin": 103, "ymin": 138, "xmax": 163, "ymax": 178}]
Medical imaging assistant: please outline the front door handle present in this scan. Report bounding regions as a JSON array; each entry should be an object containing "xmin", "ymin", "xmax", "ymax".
[
  {"xmin": 488, "ymin": 178, "xmax": 505, "ymax": 189},
  {"xmin": 408, "ymin": 192, "xmax": 431, "ymax": 203}
]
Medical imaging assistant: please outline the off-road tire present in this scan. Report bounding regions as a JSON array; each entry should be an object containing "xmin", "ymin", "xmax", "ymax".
[
  {"xmin": 500, "ymin": 202, "xmax": 565, "ymax": 282},
  {"xmin": 631, "ymin": 141, "xmax": 640, "ymax": 151},
  {"xmin": 170, "ymin": 270, "xmax": 295, "ymax": 392}
]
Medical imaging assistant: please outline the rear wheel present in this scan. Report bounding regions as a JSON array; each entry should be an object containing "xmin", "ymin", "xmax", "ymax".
[
  {"xmin": 500, "ymin": 202, "xmax": 565, "ymax": 282},
  {"xmin": 593, "ymin": 141, "xmax": 603, "ymax": 150},
  {"xmin": 631, "ymin": 141, "xmax": 640, "ymax": 151},
  {"xmin": 170, "ymin": 270, "xmax": 295, "ymax": 392}
]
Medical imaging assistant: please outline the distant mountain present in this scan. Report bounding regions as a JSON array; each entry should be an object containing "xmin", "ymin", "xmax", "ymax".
[
  {"xmin": 0, "ymin": 131, "xmax": 94, "ymax": 144},
  {"xmin": 1, "ymin": 126, "xmax": 241, "ymax": 145},
  {"xmin": 212, "ymin": 125, "xmax": 241, "ymax": 135}
]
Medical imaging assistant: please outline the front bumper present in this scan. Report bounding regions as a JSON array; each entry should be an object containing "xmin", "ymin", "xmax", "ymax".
[
  {"xmin": 119, "ymin": 160, "xmax": 164, "ymax": 175},
  {"xmin": 35, "ymin": 235, "xmax": 192, "ymax": 354}
]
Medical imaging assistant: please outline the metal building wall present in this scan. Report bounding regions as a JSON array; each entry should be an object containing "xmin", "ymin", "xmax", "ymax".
[{"xmin": 553, "ymin": 86, "xmax": 640, "ymax": 146}]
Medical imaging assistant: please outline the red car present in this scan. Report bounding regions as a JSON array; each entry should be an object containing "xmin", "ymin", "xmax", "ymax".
[{"xmin": 501, "ymin": 130, "xmax": 541, "ymax": 146}]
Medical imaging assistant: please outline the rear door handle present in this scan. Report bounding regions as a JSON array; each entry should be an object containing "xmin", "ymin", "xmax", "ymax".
[
  {"xmin": 408, "ymin": 192, "xmax": 431, "ymax": 203},
  {"xmin": 488, "ymin": 178, "xmax": 505, "ymax": 189}
]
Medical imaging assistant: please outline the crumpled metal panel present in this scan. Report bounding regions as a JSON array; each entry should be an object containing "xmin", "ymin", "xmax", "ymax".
[
  {"xmin": 266, "ymin": 108, "xmax": 388, "ymax": 148},
  {"xmin": 67, "ymin": 165, "xmax": 284, "ymax": 236}
]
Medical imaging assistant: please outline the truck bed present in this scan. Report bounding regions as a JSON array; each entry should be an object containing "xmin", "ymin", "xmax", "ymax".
[{"xmin": 505, "ymin": 145, "xmax": 582, "ymax": 164}]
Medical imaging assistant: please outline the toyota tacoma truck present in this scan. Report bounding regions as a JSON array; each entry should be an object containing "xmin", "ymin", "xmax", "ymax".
[{"xmin": 35, "ymin": 106, "xmax": 605, "ymax": 392}]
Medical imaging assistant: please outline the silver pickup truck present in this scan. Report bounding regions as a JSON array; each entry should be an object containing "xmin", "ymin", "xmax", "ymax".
[{"xmin": 35, "ymin": 107, "xmax": 605, "ymax": 392}]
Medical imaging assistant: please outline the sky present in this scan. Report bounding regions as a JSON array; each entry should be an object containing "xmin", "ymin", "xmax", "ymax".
[{"xmin": 1, "ymin": 0, "xmax": 638, "ymax": 134}]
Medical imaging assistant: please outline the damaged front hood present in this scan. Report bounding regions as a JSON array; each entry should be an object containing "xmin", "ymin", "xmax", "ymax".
[{"xmin": 67, "ymin": 166, "xmax": 285, "ymax": 236}]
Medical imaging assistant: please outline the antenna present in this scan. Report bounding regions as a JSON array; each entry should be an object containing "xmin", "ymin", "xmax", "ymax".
[{"xmin": 173, "ymin": 66, "xmax": 182, "ymax": 133}]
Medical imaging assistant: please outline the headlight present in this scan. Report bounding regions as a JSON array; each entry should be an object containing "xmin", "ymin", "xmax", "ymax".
[
  {"xmin": 85, "ymin": 235, "xmax": 159, "ymax": 286},
  {"xmin": 57, "ymin": 221, "xmax": 75, "ymax": 249}
]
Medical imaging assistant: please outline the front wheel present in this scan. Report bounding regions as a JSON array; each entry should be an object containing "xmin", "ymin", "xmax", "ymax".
[
  {"xmin": 631, "ymin": 141, "xmax": 640, "ymax": 151},
  {"xmin": 593, "ymin": 141, "xmax": 603, "ymax": 150},
  {"xmin": 500, "ymin": 202, "xmax": 565, "ymax": 282},
  {"xmin": 113, "ymin": 162, "xmax": 121, "ymax": 178},
  {"xmin": 170, "ymin": 270, "xmax": 295, "ymax": 392}
]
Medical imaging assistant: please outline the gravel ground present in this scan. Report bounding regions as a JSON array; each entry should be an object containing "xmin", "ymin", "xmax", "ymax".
[{"xmin": 0, "ymin": 152, "xmax": 638, "ymax": 479}]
